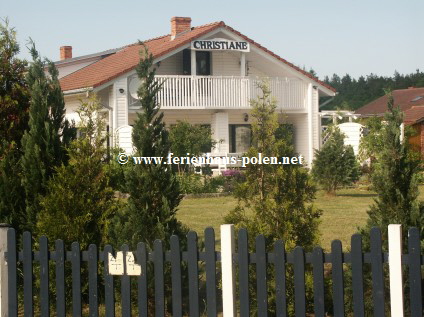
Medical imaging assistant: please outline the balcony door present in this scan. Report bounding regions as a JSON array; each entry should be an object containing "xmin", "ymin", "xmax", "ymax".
[{"xmin": 183, "ymin": 49, "xmax": 211, "ymax": 76}]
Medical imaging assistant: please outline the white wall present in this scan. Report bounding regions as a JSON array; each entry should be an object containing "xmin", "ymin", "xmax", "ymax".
[
  {"xmin": 284, "ymin": 113, "xmax": 310, "ymax": 164},
  {"xmin": 114, "ymin": 78, "xmax": 128, "ymax": 128},
  {"xmin": 156, "ymin": 51, "xmax": 184, "ymax": 75},
  {"xmin": 338, "ymin": 122, "xmax": 363, "ymax": 155}
]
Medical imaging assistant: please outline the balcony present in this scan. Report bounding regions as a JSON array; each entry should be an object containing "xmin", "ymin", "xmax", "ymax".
[{"xmin": 128, "ymin": 75, "xmax": 309, "ymax": 110}]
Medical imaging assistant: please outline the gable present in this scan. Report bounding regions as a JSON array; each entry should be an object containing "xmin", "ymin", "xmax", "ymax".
[{"xmin": 59, "ymin": 21, "xmax": 335, "ymax": 94}]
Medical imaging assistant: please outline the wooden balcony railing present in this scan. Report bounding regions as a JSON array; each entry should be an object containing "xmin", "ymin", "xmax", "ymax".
[{"xmin": 129, "ymin": 75, "xmax": 309, "ymax": 110}]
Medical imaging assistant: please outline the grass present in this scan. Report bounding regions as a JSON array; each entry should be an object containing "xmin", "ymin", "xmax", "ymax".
[{"xmin": 177, "ymin": 186, "xmax": 401, "ymax": 251}]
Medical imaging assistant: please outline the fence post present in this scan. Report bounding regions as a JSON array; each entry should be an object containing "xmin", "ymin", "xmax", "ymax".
[
  {"xmin": 221, "ymin": 224, "xmax": 236, "ymax": 317},
  {"xmin": 0, "ymin": 224, "xmax": 10, "ymax": 317},
  {"xmin": 388, "ymin": 224, "xmax": 404, "ymax": 317}
]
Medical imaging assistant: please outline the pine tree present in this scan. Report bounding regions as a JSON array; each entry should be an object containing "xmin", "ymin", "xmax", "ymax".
[
  {"xmin": 225, "ymin": 81, "xmax": 321, "ymax": 249},
  {"xmin": 37, "ymin": 96, "xmax": 117, "ymax": 249},
  {"xmin": 111, "ymin": 45, "xmax": 188, "ymax": 248},
  {"xmin": 20, "ymin": 44, "xmax": 74, "ymax": 233},
  {"xmin": 361, "ymin": 92, "xmax": 424, "ymax": 246},
  {"xmin": 224, "ymin": 82, "xmax": 321, "ymax": 315},
  {"xmin": 311, "ymin": 126, "xmax": 360, "ymax": 195},
  {"xmin": 0, "ymin": 20, "xmax": 30, "ymax": 229}
]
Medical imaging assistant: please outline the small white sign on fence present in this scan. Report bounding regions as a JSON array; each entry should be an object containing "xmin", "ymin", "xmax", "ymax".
[
  {"xmin": 108, "ymin": 251, "xmax": 142, "ymax": 276},
  {"xmin": 108, "ymin": 252, "xmax": 124, "ymax": 275},
  {"xmin": 126, "ymin": 252, "xmax": 142, "ymax": 276}
]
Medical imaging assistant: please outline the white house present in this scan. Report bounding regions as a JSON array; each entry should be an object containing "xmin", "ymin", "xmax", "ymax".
[{"xmin": 57, "ymin": 17, "xmax": 336, "ymax": 166}]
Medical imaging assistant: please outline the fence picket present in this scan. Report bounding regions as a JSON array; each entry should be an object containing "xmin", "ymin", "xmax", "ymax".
[
  {"xmin": 331, "ymin": 240, "xmax": 344, "ymax": 316},
  {"xmin": 370, "ymin": 228, "xmax": 385, "ymax": 317},
  {"xmin": 238, "ymin": 228, "xmax": 250, "ymax": 317},
  {"xmin": 23, "ymin": 231, "xmax": 33, "ymax": 317},
  {"xmin": 71, "ymin": 242, "xmax": 82, "ymax": 316},
  {"xmin": 204, "ymin": 228, "xmax": 217, "ymax": 317},
  {"xmin": 7, "ymin": 228, "xmax": 18, "ymax": 317},
  {"xmin": 293, "ymin": 246, "xmax": 306, "ymax": 317},
  {"xmin": 121, "ymin": 244, "xmax": 131, "ymax": 317},
  {"xmin": 103, "ymin": 245, "xmax": 115, "ymax": 317},
  {"xmin": 187, "ymin": 231, "xmax": 200, "ymax": 317},
  {"xmin": 312, "ymin": 246, "xmax": 325, "ymax": 317},
  {"xmin": 154, "ymin": 240, "xmax": 165, "ymax": 317},
  {"xmin": 39, "ymin": 236, "xmax": 50, "ymax": 317},
  {"xmin": 351, "ymin": 234, "xmax": 365, "ymax": 317},
  {"xmin": 88, "ymin": 244, "xmax": 99, "ymax": 317},
  {"xmin": 256, "ymin": 235, "xmax": 268, "ymax": 317},
  {"xmin": 408, "ymin": 227, "xmax": 422, "ymax": 317},
  {"xmin": 136, "ymin": 242, "xmax": 148, "ymax": 317},
  {"xmin": 274, "ymin": 240, "xmax": 287, "ymax": 317},
  {"xmin": 55, "ymin": 239, "xmax": 66, "ymax": 317},
  {"xmin": 170, "ymin": 235, "xmax": 183, "ymax": 317}
]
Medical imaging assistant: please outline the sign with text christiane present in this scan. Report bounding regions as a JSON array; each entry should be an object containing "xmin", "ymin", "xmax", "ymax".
[{"xmin": 191, "ymin": 38, "xmax": 250, "ymax": 52}]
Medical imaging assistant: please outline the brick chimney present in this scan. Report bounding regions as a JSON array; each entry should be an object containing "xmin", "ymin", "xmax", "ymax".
[
  {"xmin": 171, "ymin": 17, "xmax": 191, "ymax": 40},
  {"xmin": 60, "ymin": 46, "xmax": 72, "ymax": 60}
]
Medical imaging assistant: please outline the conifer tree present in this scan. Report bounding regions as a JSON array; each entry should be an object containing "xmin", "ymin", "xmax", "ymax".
[
  {"xmin": 311, "ymin": 126, "xmax": 360, "ymax": 195},
  {"xmin": 37, "ymin": 96, "xmax": 117, "ymax": 249},
  {"xmin": 225, "ymin": 82, "xmax": 321, "ymax": 314},
  {"xmin": 225, "ymin": 81, "xmax": 321, "ymax": 249},
  {"xmin": 361, "ymin": 92, "xmax": 424, "ymax": 246},
  {"xmin": 20, "ymin": 44, "xmax": 74, "ymax": 233},
  {"xmin": 112, "ymin": 45, "xmax": 188, "ymax": 248},
  {"xmin": 0, "ymin": 20, "xmax": 29, "ymax": 229}
]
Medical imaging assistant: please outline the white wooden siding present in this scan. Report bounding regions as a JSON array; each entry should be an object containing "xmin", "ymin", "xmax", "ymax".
[
  {"xmin": 212, "ymin": 51, "xmax": 241, "ymax": 76},
  {"xmin": 156, "ymin": 51, "xmax": 184, "ymax": 75},
  {"xmin": 115, "ymin": 77, "xmax": 128, "ymax": 127},
  {"xmin": 312, "ymin": 88, "xmax": 320, "ymax": 152},
  {"xmin": 284, "ymin": 114, "xmax": 309, "ymax": 164}
]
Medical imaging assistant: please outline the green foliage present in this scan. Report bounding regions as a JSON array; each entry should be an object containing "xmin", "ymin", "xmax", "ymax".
[
  {"xmin": 0, "ymin": 19, "xmax": 29, "ymax": 229},
  {"xmin": 225, "ymin": 81, "xmax": 321, "ymax": 314},
  {"xmin": 169, "ymin": 121, "xmax": 215, "ymax": 157},
  {"xmin": 322, "ymin": 70, "xmax": 424, "ymax": 111},
  {"xmin": 177, "ymin": 173, "xmax": 204, "ymax": 194},
  {"xmin": 20, "ymin": 44, "xmax": 75, "ymax": 234},
  {"xmin": 37, "ymin": 96, "xmax": 117, "ymax": 249},
  {"xmin": 360, "ymin": 92, "xmax": 424, "ymax": 245},
  {"xmin": 312, "ymin": 126, "xmax": 360, "ymax": 195},
  {"xmin": 226, "ymin": 81, "xmax": 321, "ymax": 248},
  {"xmin": 357, "ymin": 91, "xmax": 424, "ymax": 316},
  {"xmin": 111, "ymin": 45, "xmax": 188, "ymax": 249},
  {"xmin": 0, "ymin": 19, "xmax": 29, "ymax": 152}
]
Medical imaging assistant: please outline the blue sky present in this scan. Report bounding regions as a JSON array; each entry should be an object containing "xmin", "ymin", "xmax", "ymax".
[{"xmin": 3, "ymin": 0, "xmax": 423, "ymax": 79}]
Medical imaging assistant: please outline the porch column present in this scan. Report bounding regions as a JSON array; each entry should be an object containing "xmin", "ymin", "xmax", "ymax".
[
  {"xmin": 211, "ymin": 112, "xmax": 229, "ymax": 154},
  {"xmin": 191, "ymin": 49, "xmax": 196, "ymax": 75},
  {"xmin": 307, "ymin": 83, "xmax": 314, "ymax": 166},
  {"xmin": 240, "ymin": 52, "xmax": 246, "ymax": 77}
]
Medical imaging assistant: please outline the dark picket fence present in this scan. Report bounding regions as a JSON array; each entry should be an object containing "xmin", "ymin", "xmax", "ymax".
[{"xmin": 2, "ymin": 226, "xmax": 423, "ymax": 316}]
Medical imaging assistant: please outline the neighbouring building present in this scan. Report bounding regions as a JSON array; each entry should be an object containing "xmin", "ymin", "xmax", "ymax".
[
  {"xmin": 57, "ymin": 17, "xmax": 336, "ymax": 166},
  {"xmin": 356, "ymin": 87, "xmax": 424, "ymax": 157}
]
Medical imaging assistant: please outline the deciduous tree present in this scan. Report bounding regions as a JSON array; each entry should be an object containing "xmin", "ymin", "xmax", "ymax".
[{"xmin": 0, "ymin": 20, "xmax": 29, "ymax": 230}]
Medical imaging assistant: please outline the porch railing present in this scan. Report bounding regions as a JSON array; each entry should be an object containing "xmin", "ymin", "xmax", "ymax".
[{"xmin": 133, "ymin": 76, "xmax": 309, "ymax": 110}]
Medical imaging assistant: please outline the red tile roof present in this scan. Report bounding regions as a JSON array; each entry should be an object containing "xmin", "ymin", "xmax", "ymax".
[
  {"xmin": 60, "ymin": 21, "xmax": 335, "ymax": 93},
  {"xmin": 355, "ymin": 87, "xmax": 424, "ymax": 116},
  {"xmin": 404, "ymin": 106, "xmax": 424, "ymax": 124}
]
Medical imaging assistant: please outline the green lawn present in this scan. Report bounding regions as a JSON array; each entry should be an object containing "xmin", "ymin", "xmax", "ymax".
[{"xmin": 177, "ymin": 186, "xmax": 424, "ymax": 251}]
